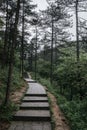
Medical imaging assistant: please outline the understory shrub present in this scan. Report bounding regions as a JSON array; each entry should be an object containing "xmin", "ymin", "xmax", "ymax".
[
  {"xmin": 34, "ymin": 74, "xmax": 87, "ymax": 130},
  {"xmin": 53, "ymin": 60, "xmax": 87, "ymax": 99},
  {"xmin": 0, "ymin": 102, "xmax": 18, "ymax": 121},
  {"xmin": 37, "ymin": 59, "xmax": 50, "ymax": 78},
  {"xmin": 0, "ymin": 66, "xmax": 25, "ymax": 102},
  {"xmin": 59, "ymin": 98, "xmax": 87, "ymax": 130}
]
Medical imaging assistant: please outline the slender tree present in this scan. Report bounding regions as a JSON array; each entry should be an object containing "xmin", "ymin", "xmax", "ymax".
[
  {"xmin": 50, "ymin": 5, "xmax": 54, "ymax": 84},
  {"xmin": 2, "ymin": 0, "xmax": 9, "ymax": 67},
  {"xmin": 4, "ymin": 0, "xmax": 21, "ymax": 105},
  {"xmin": 75, "ymin": 0, "xmax": 79, "ymax": 62},
  {"xmin": 30, "ymin": 15, "xmax": 40, "ymax": 80},
  {"xmin": 42, "ymin": 0, "xmax": 70, "ymax": 84},
  {"xmin": 35, "ymin": 25, "xmax": 38, "ymax": 80},
  {"xmin": 21, "ymin": 0, "xmax": 25, "ymax": 77}
]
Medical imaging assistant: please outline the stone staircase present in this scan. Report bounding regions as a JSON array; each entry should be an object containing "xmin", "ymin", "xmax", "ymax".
[{"xmin": 9, "ymin": 77, "xmax": 52, "ymax": 130}]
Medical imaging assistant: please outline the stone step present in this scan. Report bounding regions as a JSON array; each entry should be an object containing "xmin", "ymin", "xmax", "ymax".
[
  {"xmin": 13, "ymin": 110, "xmax": 51, "ymax": 121},
  {"xmin": 26, "ymin": 83, "xmax": 46, "ymax": 95},
  {"xmin": 20, "ymin": 102, "xmax": 49, "ymax": 110},
  {"xmin": 8, "ymin": 121, "xmax": 52, "ymax": 130},
  {"xmin": 25, "ymin": 93, "xmax": 47, "ymax": 97},
  {"xmin": 24, "ymin": 78, "xmax": 36, "ymax": 83},
  {"xmin": 22, "ymin": 96, "xmax": 48, "ymax": 102}
]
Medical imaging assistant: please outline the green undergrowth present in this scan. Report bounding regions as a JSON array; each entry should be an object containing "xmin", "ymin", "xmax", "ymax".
[
  {"xmin": 0, "ymin": 67, "xmax": 25, "ymax": 101},
  {"xmin": 0, "ymin": 102, "xmax": 18, "ymax": 121},
  {"xmin": 31, "ymin": 74, "xmax": 87, "ymax": 130},
  {"xmin": 0, "ymin": 66, "xmax": 26, "ymax": 121},
  {"xmin": 48, "ymin": 93, "xmax": 55, "ymax": 130}
]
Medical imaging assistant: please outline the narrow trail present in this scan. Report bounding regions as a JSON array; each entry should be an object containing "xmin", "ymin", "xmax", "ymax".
[
  {"xmin": 8, "ymin": 75, "xmax": 52, "ymax": 130},
  {"xmin": 8, "ymin": 73, "xmax": 70, "ymax": 130}
]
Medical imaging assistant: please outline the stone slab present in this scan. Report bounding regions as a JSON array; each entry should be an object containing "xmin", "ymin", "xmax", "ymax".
[
  {"xmin": 20, "ymin": 102, "xmax": 49, "ymax": 110},
  {"xmin": 25, "ymin": 93, "xmax": 47, "ymax": 96},
  {"xmin": 8, "ymin": 121, "xmax": 52, "ymax": 130},
  {"xmin": 24, "ymin": 78, "xmax": 36, "ymax": 83},
  {"xmin": 23, "ymin": 96, "xmax": 48, "ymax": 102},
  {"xmin": 13, "ymin": 110, "xmax": 51, "ymax": 121},
  {"xmin": 26, "ymin": 83, "xmax": 46, "ymax": 96}
]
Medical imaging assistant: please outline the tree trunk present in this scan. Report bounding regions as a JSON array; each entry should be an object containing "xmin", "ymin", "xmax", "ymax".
[
  {"xmin": 76, "ymin": 0, "xmax": 79, "ymax": 62},
  {"xmin": 30, "ymin": 44, "xmax": 33, "ymax": 71},
  {"xmin": 4, "ymin": 0, "xmax": 20, "ymax": 105},
  {"xmin": 2, "ymin": 0, "xmax": 9, "ymax": 67},
  {"xmin": 21, "ymin": 0, "xmax": 25, "ymax": 77},
  {"xmin": 50, "ymin": 14, "xmax": 54, "ymax": 84},
  {"xmin": 54, "ymin": 31, "xmax": 57, "ymax": 64},
  {"xmin": 35, "ymin": 26, "xmax": 37, "ymax": 80}
]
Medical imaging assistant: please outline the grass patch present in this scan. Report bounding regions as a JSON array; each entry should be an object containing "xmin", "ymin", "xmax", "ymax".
[
  {"xmin": 0, "ymin": 67, "xmax": 26, "ymax": 121},
  {"xmin": 0, "ymin": 102, "xmax": 18, "ymax": 121},
  {"xmin": 31, "ymin": 73, "xmax": 87, "ymax": 130}
]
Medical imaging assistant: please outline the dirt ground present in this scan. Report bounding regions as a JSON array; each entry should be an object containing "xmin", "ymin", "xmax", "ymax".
[
  {"xmin": 0, "ymin": 84, "xmax": 27, "ymax": 130},
  {"xmin": 47, "ymin": 92, "xmax": 71, "ymax": 130},
  {"xmin": 0, "ymin": 83, "xmax": 71, "ymax": 130}
]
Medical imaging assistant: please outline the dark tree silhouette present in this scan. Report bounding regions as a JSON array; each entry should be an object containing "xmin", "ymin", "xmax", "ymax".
[
  {"xmin": 4, "ymin": 0, "xmax": 21, "ymax": 105},
  {"xmin": 21, "ymin": 0, "xmax": 25, "ymax": 77}
]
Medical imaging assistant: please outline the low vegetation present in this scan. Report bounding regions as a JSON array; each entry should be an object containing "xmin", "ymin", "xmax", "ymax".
[
  {"xmin": 0, "ymin": 66, "xmax": 26, "ymax": 121},
  {"xmin": 30, "ymin": 45, "xmax": 87, "ymax": 130},
  {"xmin": 33, "ymin": 73, "xmax": 87, "ymax": 130}
]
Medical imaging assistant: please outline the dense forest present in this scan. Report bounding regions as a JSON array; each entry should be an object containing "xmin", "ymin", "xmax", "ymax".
[{"xmin": 0, "ymin": 0, "xmax": 87, "ymax": 130}]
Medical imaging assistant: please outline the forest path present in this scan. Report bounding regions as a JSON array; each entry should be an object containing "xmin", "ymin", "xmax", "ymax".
[{"xmin": 8, "ymin": 75, "xmax": 52, "ymax": 130}]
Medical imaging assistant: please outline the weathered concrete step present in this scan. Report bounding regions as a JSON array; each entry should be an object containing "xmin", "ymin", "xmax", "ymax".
[
  {"xmin": 20, "ymin": 102, "xmax": 49, "ymax": 110},
  {"xmin": 24, "ymin": 78, "xmax": 36, "ymax": 83},
  {"xmin": 22, "ymin": 96, "xmax": 48, "ymax": 102},
  {"xmin": 13, "ymin": 110, "xmax": 51, "ymax": 121},
  {"xmin": 25, "ymin": 93, "xmax": 47, "ymax": 96},
  {"xmin": 8, "ymin": 121, "xmax": 52, "ymax": 130},
  {"xmin": 26, "ymin": 83, "xmax": 46, "ymax": 95}
]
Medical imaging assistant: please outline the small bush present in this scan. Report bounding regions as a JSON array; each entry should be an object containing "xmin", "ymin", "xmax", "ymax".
[
  {"xmin": 53, "ymin": 61, "xmax": 87, "ymax": 99},
  {"xmin": 37, "ymin": 59, "xmax": 50, "ymax": 78},
  {"xmin": 0, "ymin": 102, "xmax": 18, "ymax": 121},
  {"xmin": 59, "ymin": 99, "xmax": 87, "ymax": 130},
  {"xmin": 11, "ymin": 67, "xmax": 25, "ymax": 91},
  {"xmin": 34, "ymin": 75, "xmax": 87, "ymax": 130}
]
